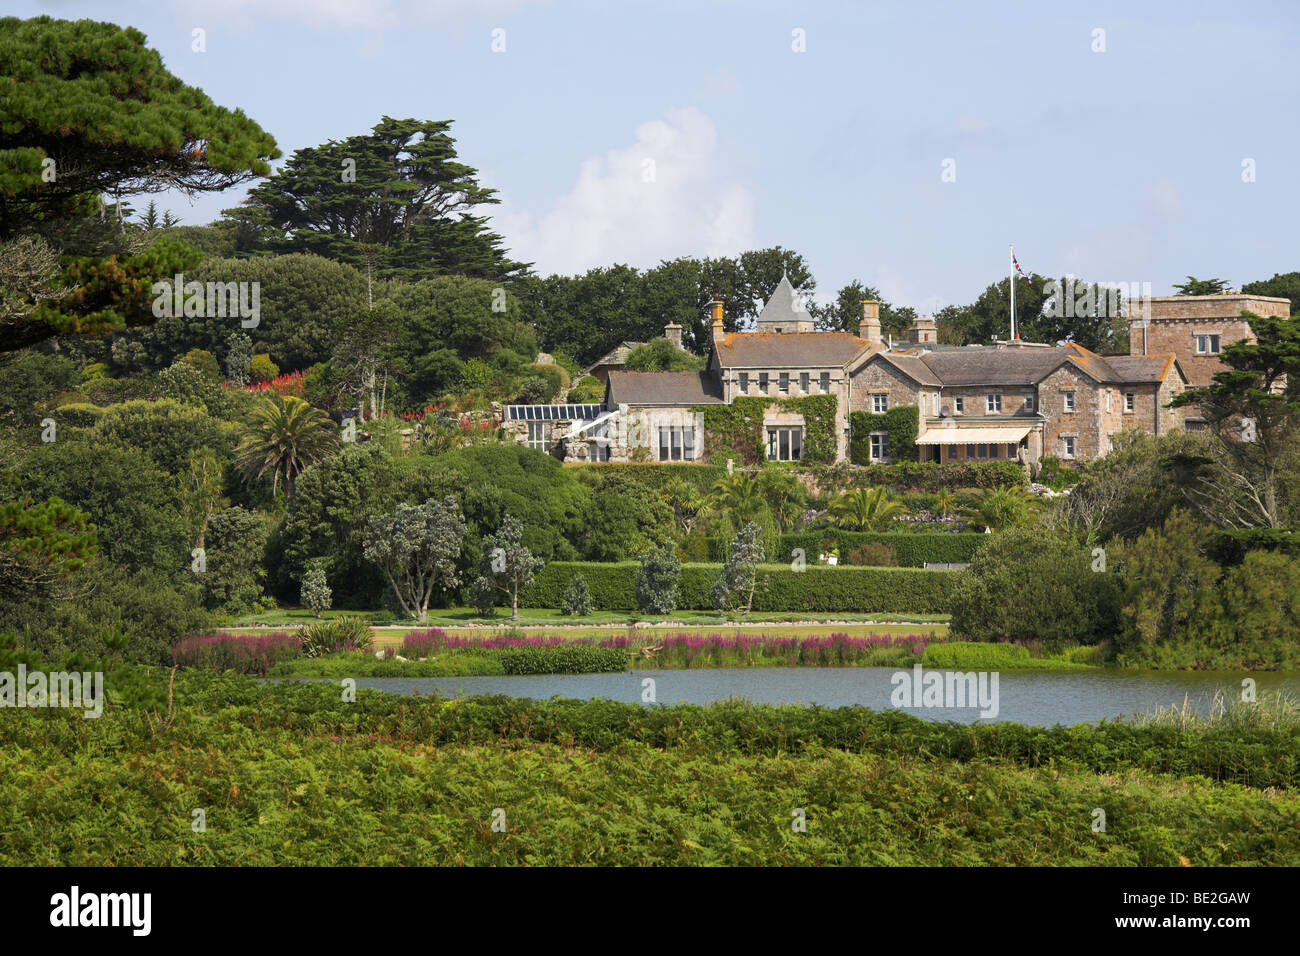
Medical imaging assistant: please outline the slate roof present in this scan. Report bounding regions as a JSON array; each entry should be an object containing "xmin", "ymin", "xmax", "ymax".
[
  {"xmin": 869, "ymin": 342, "xmax": 1182, "ymax": 387},
  {"xmin": 714, "ymin": 331, "xmax": 871, "ymax": 368},
  {"xmin": 755, "ymin": 274, "xmax": 809, "ymax": 327},
  {"xmin": 606, "ymin": 370, "xmax": 726, "ymax": 406},
  {"xmin": 582, "ymin": 341, "xmax": 642, "ymax": 374}
]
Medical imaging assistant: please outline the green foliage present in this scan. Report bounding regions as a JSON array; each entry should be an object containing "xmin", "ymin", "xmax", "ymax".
[
  {"xmin": 923, "ymin": 642, "xmax": 1088, "ymax": 671},
  {"xmin": 1172, "ymin": 276, "xmax": 1230, "ymax": 296},
  {"xmin": 475, "ymin": 513, "xmax": 546, "ymax": 621},
  {"xmin": 362, "ymin": 496, "xmax": 466, "ymax": 623},
  {"xmin": 560, "ymin": 573, "xmax": 592, "ymax": 616},
  {"xmin": 849, "ymin": 407, "xmax": 919, "ymax": 463},
  {"xmin": 1242, "ymin": 272, "xmax": 1300, "ymax": 316},
  {"xmin": 300, "ymin": 564, "xmax": 332, "ymax": 617},
  {"xmin": 696, "ymin": 395, "xmax": 838, "ymax": 465},
  {"xmin": 576, "ymin": 471, "xmax": 674, "ymax": 561},
  {"xmin": 566, "ymin": 375, "xmax": 605, "ymax": 403},
  {"xmin": 235, "ymin": 394, "xmax": 341, "ymax": 500},
  {"xmin": 623, "ymin": 338, "xmax": 706, "ymax": 371},
  {"xmin": 712, "ymin": 522, "xmax": 765, "ymax": 615},
  {"xmin": 950, "ymin": 528, "xmax": 1122, "ymax": 645},
  {"xmin": 200, "ymin": 506, "xmax": 271, "ymax": 615},
  {"xmin": 180, "ymin": 349, "xmax": 221, "ymax": 381},
  {"xmin": 0, "ymin": 349, "xmax": 78, "ymax": 426},
  {"xmin": 499, "ymin": 645, "xmax": 626, "ymax": 675},
  {"xmin": 635, "ymin": 542, "xmax": 682, "ymax": 614},
  {"xmin": 300, "ymin": 616, "xmax": 374, "ymax": 656},
  {"xmin": 828, "ymin": 486, "xmax": 906, "ymax": 531},
  {"xmin": 49, "ymin": 402, "xmax": 104, "ymax": 428},
  {"xmin": 715, "ymin": 531, "xmax": 986, "ymax": 567},
  {"xmin": 90, "ymin": 398, "xmax": 228, "ymax": 475},
  {"xmin": 817, "ymin": 460, "xmax": 1026, "ymax": 492},
  {"xmin": 845, "ymin": 541, "xmax": 897, "ymax": 566},
  {"xmin": 0, "ymin": 488, "xmax": 97, "ymax": 600},
  {"xmin": 239, "ymin": 116, "xmax": 524, "ymax": 281},
  {"xmin": 249, "ymin": 353, "xmax": 279, "ymax": 383},
  {"xmin": 523, "ymin": 562, "xmax": 959, "ymax": 613}
]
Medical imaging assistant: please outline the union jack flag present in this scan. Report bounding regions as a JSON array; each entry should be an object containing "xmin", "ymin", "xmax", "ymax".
[{"xmin": 1013, "ymin": 252, "xmax": 1031, "ymax": 281}]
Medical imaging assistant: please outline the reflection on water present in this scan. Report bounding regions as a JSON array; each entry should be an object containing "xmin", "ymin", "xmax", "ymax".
[{"xmin": 287, "ymin": 668, "xmax": 1300, "ymax": 727}]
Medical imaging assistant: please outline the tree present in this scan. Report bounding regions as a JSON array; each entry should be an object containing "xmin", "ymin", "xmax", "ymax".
[
  {"xmin": 0, "ymin": 480, "xmax": 97, "ymax": 602},
  {"xmin": 200, "ymin": 506, "xmax": 270, "ymax": 614},
  {"xmin": 238, "ymin": 116, "xmax": 525, "ymax": 280},
  {"xmin": 235, "ymin": 395, "xmax": 341, "ymax": 501},
  {"xmin": 712, "ymin": 521, "xmax": 766, "ymax": 616},
  {"xmin": 474, "ymin": 514, "xmax": 545, "ymax": 622},
  {"xmin": 755, "ymin": 468, "xmax": 809, "ymax": 532},
  {"xmin": 949, "ymin": 527, "xmax": 1122, "ymax": 644},
  {"xmin": 139, "ymin": 201, "xmax": 161, "ymax": 231},
  {"xmin": 635, "ymin": 541, "xmax": 681, "ymax": 615},
  {"xmin": 363, "ymin": 496, "xmax": 466, "ymax": 623},
  {"xmin": 623, "ymin": 337, "xmax": 705, "ymax": 371},
  {"xmin": 91, "ymin": 398, "xmax": 227, "ymax": 476},
  {"xmin": 1242, "ymin": 272, "xmax": 1300, "ymax": 316},
  {"xmin": 935, "ymin": 274, "xmax": 1129, "ymax": 353},
  {"xmin": 974, "ymin": 486, "xmax": 1035, "ymax": 532},
  {"xmin": 829, "ymin": 486, "xmax": 904, "ymax": 531},
  {"xmin": 0, "ymin": 16, "xmax": 279, "ymax": 350},
  {"xmin": 561, "ymin": 573, "xmax": 592, "ymax": 616},
  {"xmin": 224, "ymin": 332, "xmax": 253, "ymax": 386},
  {"xmin": 812, "ymin": 280, "xmax": 916, "ymax": 341},
  {"xmin": 1173, "ymin": 276, "xmax": 1230, "ymax": 296},
  {"xmin": 1168, "ymin": 311, "xmax": 1300, "ymax": 528}
]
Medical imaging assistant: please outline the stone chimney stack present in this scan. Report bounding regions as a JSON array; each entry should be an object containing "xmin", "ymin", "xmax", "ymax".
[
  {"xmin": 859, "ymin": 300, "xmax": 883, "ymax": 351},
  {"xmin": 709, "ymin": 297, "xmax": 725, "ymax": 348},
  {"xmin": 909, "ymin": 314, "xmax": 937, "ymax": 346},
  {"xmin": 664, "ymin": 321, "xmax": 683, "ymax": 350}
]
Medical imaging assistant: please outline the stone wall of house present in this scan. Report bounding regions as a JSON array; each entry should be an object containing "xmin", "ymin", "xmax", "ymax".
[
  {"xmin": 1037, "ymin": 365, "xmax": 1103, "ymax": 461},
  {"xmin": 1135, "ymin": 317, "xmax": 1254, "ymax": 387},
  {"xmin": 849, "ymin": 361, "xmax": 921, "ymax": 413},
  {"xmin": 933, "ymin": 385, "xmax": 1039, "ymax": 418}
]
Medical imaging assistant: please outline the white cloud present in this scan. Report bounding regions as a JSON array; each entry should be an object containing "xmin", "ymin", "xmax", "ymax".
[
  {"xmin": 492, "ymin": 107, "xmax": 756, "ymax": 275},
  {"xmin": 173, "ymin": 0, "xmax": 545, "ymax": 31}
]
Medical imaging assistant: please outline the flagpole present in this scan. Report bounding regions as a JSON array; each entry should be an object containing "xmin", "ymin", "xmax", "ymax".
[{"xmin": 1009, "ymin": 244, "xmax": 1016, "ymax": 341}]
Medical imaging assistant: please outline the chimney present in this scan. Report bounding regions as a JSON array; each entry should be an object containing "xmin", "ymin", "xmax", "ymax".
[
  {"xmin": 709, "ymin": 297, "xmax": 725, "ymax": 348},
  {"xmin": 859, "ymin": 300, "xmax": 882, "ymax": 351},
  {"xmin": 909, "ymin": 314, "xmax": 937, "ymax": 345},
  {"xmin": 664, "ymin": 321, "xmax": 683, "ymax": 350}
]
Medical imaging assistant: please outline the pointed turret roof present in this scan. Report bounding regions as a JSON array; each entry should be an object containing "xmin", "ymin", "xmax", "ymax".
[{"xmin": 756, "ymin": 274, "xmax": 802, "ymax": 327}]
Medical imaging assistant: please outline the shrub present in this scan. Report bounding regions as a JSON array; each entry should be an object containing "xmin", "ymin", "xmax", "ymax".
[
  {"xmin": 180, "ymin": 348, "xmax": 221, "ymax": 380},
  {"xmin": 566, "ymin": 375, "xmax": 604, "ymax": 403},
  {"xmin": 635, "ymin": 542, "xmax": 681, "ymax": 614},
  {"xmin": 499, "ymin": 645, "xmax": 626, "ymax": 674},
  {"xmin": 300, "ymin": 565, "xmax": 332, "ymax": 617},
  {"xmin": 709, "ymin": 531, "xmax": 986, "ymax": 567},
  {"xmin": 301, "ymin": 616, "xmax": 374, "ymax": 657},
  {"xmin": 846, "ymin": 542, "xmax": 897, "ymax": 566},
  {"xmin": 250, "ymin": 353, "xmax": 280, "ymax": 383},
  {"xmin": 52, "ymin": 402, "xmax": 105, "ymax": 427},
  {"xmin": 561, "ymin": 573, "xmax": 592, "ymax": 616}
]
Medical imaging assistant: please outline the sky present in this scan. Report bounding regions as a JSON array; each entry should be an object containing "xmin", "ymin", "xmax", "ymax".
[{"xmin": 14, "ymin": 0, "xmax": 1300, "ymax": 313}]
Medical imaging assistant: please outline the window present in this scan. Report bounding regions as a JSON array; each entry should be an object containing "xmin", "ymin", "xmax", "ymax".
[
  {"xmin": 976, "ymin": 443, "xmax": 988, "ymax": 459},
  {"xmin": 1195, "ymin": 333, "xmax": 1221, "ymax": 354},
  {"xmin": 738, "ymin": 372, "xmax": 748, "ymax": 394},
  {"xmin": 767, "ymin": 427, "xmax": 803, "ymax": 461},
  {"xmin": 759, "ymin": 372, "xmax": 769, "ymax": 393},
  {"xmin": 1124, "ymin": 392, "xmax": 1135, "ymax": 412},
  {"xmin": 934, "ymin": 392, "xmax": 942, "ymax": 416},
  {"xmin": 986, "ymin": 393, "xmax": 1002, "ymax": 413},
  {"xmin": 965, "ymin": 444, "xmax": 975, "ymax": 459},
  {"xmin": 1063, "ymin": 390, "xmax": 1076, "ymax": 412},
  {"xmin": 779, "ymin": 372, "xmax": 790, "ymax": 394},
  {"xmin": 954, "ymin": 396, "xmax": 964, "ymax": 414},
  {"xmin": 526, "ymin": 421, "xmax": 549, "ymax": 452},
  {"xmin": 819, "ymin": 372, "xmax": 831, "ymax": 393},
  {"xmin": 1105, "ymin": 390, "xmax": 1112, "ymax": 412},
  {"xmin": 658, "ymin": 426, "xmax": 696, "ymax": 462},
  {"xmin": 800, "ymin": 372, "xmax": 809, "ymax": 393},
  {"xmin": 1062, "ymin": 436, "xmax": 1076, "ymax": 459},
  {"xmin": 869, "ymin": 432, "xmax": 889, "ymax": 462},
  {"xmin": 1024, "ymin": 393, "xmax": 1035, "ymax": 412},
  {"xmin": 872, "ymin": 393, "xmax": 888, "ymax": 413},
  {"xmin": 1007, "ymin": 443, "xmax": 1018, "ymax": 459}
]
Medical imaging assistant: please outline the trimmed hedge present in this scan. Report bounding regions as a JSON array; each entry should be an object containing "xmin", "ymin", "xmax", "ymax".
[
  {"xmin": 706, "ymin": 531, "xmax": 987, "ymax": 566},
  {"xmin": 499, "ymin": 646, "xmax": 627, "ymax": 675},
  {"xmin": 849, "ymin": 407, "xmax": 919, "ymax": 464},
  {"xmin": 821, "ymin": 460, "xmax": 1026, "ymax": 491},
  {"xmin": 521, "ymin": 561, "xmax": 960, "ymax": 613},
  {"xmin": 565, "ymin": 462, "xmax": 726, "ymax": 492}
]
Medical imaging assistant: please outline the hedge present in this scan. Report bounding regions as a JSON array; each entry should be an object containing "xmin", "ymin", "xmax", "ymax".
[
  {"xmin": 521, "ymin": 561, "xmax": 960, "ymax": 614},
  {"xmin": 707, "ymin": 531, "xmax": 987, "ymax": 566},
  {"xmin": 818, "ymin": 460, "xmax": 1026, "ymax": 491},
  {"xmin": 849, "ymin": 407, "xmax": 919, "ymax": 463},
  {"xmin": 1208, "ymin": 528, "xmax": 1300, "ymax": 566},
  {"xmin": 564, "ymin": 462, "xmax": 726, "ymax": 491}
]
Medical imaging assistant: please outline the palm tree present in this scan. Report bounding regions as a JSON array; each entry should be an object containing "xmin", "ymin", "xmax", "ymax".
[
  {"xmin": 235, "ymin": 395, "xmax": 340, "ymax": 500},
  {"xmin": 756, "ymin": 468, "xmax": 809, "ymax": 532},
  {"xmin": 975, "ymin": 486, "xmax": 1033, "ymax": 531},
  {"xmin": 709, "ymin": 471, "xmax": 766, "ymax": 527},
  {"xmin": 933, "ymin": 490, "xmax": 957, "ymax": 519},
  {"xmin": 829, "ymin": 486, "xmax": 905, "ymax": 531}
]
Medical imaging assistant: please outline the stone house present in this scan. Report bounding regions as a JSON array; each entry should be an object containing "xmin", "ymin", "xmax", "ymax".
[{"xmin": 500, "ymin": 279, "xmax": 1287, "ymax": 467}]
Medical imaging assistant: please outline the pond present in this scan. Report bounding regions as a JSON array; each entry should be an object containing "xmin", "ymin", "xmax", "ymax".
[{"xmin": 288, "ymin": 667, "xmax": 1300, "ymax": 726}]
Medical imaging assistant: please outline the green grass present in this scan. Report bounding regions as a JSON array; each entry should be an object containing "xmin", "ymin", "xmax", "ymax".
[{"xmin": 922, "ymin": 641, "xmax": 1097, "ymax": 671}]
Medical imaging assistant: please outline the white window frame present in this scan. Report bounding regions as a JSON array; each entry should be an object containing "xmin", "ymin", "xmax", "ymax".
[
  {"xmin": 1195, "ymin": 333, "xmax": 1221, "ymax": 355},
  {"xmin": 1024, "ymin": 393, "xmax": 1035, "ymax": 412},
  {"xmin": 1124, "ymin": 392, "xmax": 1135, "ymax": 413},
  {"xmin": 954, "ymin": 396, "xmax": 964, "ymax": 414},
  {"xmin": 869, "ymin": 431, "xmax": 890, "ymax": 463},
  {"xmin": 526, "ymin": 421, "xmax": 549, "ymax": 452},
  {"xmin": 872, "ymin": 393, "xmax": 888, "ymax": 413},
  {"xmin": 766, "ymin": 426, "xmax": 803, "ymax": 462},
  {"xmin": 1062, "ymin": 436, "xmax": 1076, "ymax": 459},
  {"xmin": 986, "ymin": 393, "xmax": 1002, "ymax": 413},
  {"xmin": 799, "ymin": 371, "xmax": 809, "ymax": 393},
  {"xmin": 1063, "ymin": 390, "xmax": 1076, "ymax": 412},
  {"xmin": 779, "ymin": 372, "xmax": 790, "ymax": 394}
]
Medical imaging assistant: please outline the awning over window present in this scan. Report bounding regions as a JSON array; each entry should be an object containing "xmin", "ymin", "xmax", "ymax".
[{"xmin": 915, "ymin": 425, "xmax": 1032, "ymax": 445}]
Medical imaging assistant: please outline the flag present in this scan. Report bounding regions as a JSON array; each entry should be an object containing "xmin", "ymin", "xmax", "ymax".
[{"xmin": 1013, "ymin": 252, "xmax": 1031, "ymax": 281}]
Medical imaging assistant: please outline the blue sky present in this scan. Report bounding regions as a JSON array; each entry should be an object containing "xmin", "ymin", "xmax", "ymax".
[{"xmin": 18, "ymin": 0, "xmax": 1300, "ymax": 311}]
